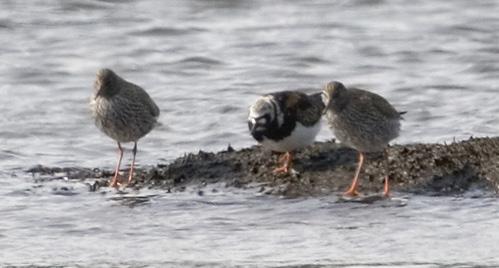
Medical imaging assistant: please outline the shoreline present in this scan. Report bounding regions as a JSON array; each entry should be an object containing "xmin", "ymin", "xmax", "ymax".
[{"xmin": 28, "ymin": 137, "xmax": 499, "ymax": 197}]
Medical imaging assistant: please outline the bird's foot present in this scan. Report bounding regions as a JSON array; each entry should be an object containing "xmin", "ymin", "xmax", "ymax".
[
  {"xmin": 272, "ymin": 166, "xmax": 290, "ymax": 175},
  {"xmin": 109, "ymin": 177, "xmax": 119, "ymax": 188},
  {"xmin": 126, "ymin": 175, "xmax": 135, "ymax": 187},
  {"xmin": 382, "ymin": 189, "xmax": 390, "ymax": 198},
  {"xmin": 109, "ymin": 174, "xmax": 127, "ymax": 188},
  {"xmin": 343, "ymin": 188, "xmax": 361, "ymax": 197}
]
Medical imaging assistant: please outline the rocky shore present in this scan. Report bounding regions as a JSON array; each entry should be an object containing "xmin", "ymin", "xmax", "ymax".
[{"xmin": 28, "ymin": 137, "xmax": 499, "ymax": 197}]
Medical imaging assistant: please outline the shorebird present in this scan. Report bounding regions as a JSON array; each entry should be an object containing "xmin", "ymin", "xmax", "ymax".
[
  {"xmin": 248, "ymin": 90, "xmax": 324, "ymax": 174},
  {"xmin": 322, "ymin": 81, "xmax": 404, "ymax": 197},
  {"xmin": 90, "ymin": 68, "xmax": 160, "ymax": 187}
]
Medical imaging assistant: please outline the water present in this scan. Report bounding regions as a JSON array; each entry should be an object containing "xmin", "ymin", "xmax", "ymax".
[
  {"xmin": 2, "ymin": 178, "xmax": 499, "ymax": 267},
  {"xmin": 1, "ymin": 0, "xmax": 499, "ymax": 266}
]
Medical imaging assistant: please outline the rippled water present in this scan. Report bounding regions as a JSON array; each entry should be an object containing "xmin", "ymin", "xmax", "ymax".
[
  {"xmin": 1, "ymin": 0, "xmax": 499, "ymax": 266},
  {"xmin": 2, "ymin": 176, "xmax": 499, "ymax": 267}
]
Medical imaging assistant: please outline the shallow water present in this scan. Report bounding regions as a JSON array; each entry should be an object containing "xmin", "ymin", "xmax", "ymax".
[
  {"xmin": 1, "ymin": 0, "xmax": 499, "ymax": 266},
  {"xmin": 2, "ymin": 174, "xmax": 499, "ymax": 267}
]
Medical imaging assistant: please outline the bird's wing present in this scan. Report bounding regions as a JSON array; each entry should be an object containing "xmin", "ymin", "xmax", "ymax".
[
  {"xmin": 349, "ymin": 88, "xmax": 401, "ymax": 120},
  {"xmin": 283, "ymin": 91, "xmax": 323, "ymax": 126},
  {"xmin": 129, "ymin": 83, "xmax": 160, "ymax": 118}
]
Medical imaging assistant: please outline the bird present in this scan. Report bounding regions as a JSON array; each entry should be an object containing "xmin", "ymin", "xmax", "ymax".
[
  {"xmin": 322, "ymin": 81, "xmax": 404, "ymax": 197},
  {"xmin": 90, "ymin": 68, "xmax": 160, "ymax": 188},
  {"xmin": 248, "ymin": 90, "xmax": 324, "ymax": 174}
]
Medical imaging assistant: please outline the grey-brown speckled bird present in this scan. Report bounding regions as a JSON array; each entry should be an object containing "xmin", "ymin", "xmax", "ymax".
[
  {"xmin": 248, "ymin": 91, "xmax": 324, "ymax": 174},
  {"xmin": 322, "ymin": 81, "xmax": 404, "ymax": 197},
  {"xmin": 90, "ymin": 68, "xmax": 160, "ymax": 187}
]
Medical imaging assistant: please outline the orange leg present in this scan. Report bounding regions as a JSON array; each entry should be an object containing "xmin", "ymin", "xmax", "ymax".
[
  {"xmin": 109, "ymin": 142, "xmax": 124, "ymax": 188},
  {"xmin": 383, "ymin": 176, "xmax": 390, "ymax": 197},
  {"xmin": 273, "ymin": 152, "xmax": 293, "ymax": 174},
  {"xmin": 344, "ymin": 152, "xmax": 364, "ymax": 197},
  {"xmin": 383, "ymin": 148, "xmax": 390, "ymax": 198},
  {"xmin": 288, "ymin": 153, "xmax": 293, "ymax": 170},
  {"xmin": 127, "ymin": 142, "xmax": 137, "ymax": 185}
]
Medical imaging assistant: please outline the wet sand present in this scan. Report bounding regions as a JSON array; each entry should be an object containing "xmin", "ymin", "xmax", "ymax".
[{"xmin": 28, "ymin": 137, "xmax": 499, "ymax": 197}]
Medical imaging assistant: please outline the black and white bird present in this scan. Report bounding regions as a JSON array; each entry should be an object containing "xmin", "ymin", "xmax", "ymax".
[
  {"xmin": 322, "ymin": 81, "xmax": 404, "ymax": 197},
  {"xmin": 90, "ymin": 68, "xmax": 160, "ymax": 188},
  {"xmin": 248, "ymin": 91, "xmax": 324, "ymax": 174}
]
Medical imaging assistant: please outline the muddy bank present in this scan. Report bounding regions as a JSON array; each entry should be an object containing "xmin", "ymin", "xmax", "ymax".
[{"xmin": 27, "ymin": 137, "xmax": 499, "ymax": 197}]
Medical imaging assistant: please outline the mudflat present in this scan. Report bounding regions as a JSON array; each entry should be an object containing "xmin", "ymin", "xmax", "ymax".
[{"xmin": 28, "ymin": 137, "xmax": 499, "ymax": 197}]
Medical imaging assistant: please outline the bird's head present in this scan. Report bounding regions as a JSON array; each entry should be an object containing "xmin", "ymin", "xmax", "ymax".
[
  {"xmin": 248, "ymin": 96, "xmax": 275, "ymax": 141},
  {"xmin": 321, "ymin": 81, "xmax": 347, "ymax": 114},
  {"xmin": 94, "ymin": 68, "xmax": 120, "ymax": 98}
]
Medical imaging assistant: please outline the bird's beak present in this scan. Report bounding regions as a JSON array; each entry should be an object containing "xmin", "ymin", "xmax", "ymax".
[
  {"xmin": 95, "ymin": 90, "xmax": 102, "ymax": 100},
  {"xmin": 320, "ymin": 92, "xmax": 329, "ymax": 115},
  {"xmin": 248, "ymin": 118, "xmax": 257, "ymax": 133},
  {"xmin": 321, "ymin": 101, "xmax": 328, "ymax": 115},
  {"xmin": 322, "ymin": 107, "xmax": 328, "ymax": 115},
  {"xmin": 94, "ymin": 80, "xmax": 103, "ymax": 99}
]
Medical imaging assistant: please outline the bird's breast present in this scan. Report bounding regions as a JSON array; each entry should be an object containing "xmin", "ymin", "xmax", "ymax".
[{"xmin": 259, "ymin": 121, "xmax": 321, "ymax": 152}]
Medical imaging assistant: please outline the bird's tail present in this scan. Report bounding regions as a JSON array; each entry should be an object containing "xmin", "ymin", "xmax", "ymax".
[{"xmin": 399, "ymin": 111, "xmax": 407, "ymax": 119}]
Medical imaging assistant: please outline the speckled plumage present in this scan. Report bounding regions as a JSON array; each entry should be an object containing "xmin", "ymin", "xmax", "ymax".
[
  {"xmin": 322, "ymin": 81, "xmax": 402, "ymax": 153},
  {"xmin": 90, "ymin": 69, "xmax": 159, "ymax": 143},
  {"xmin": 322, "ymin": 81, "xmax": 404, "ymax": 197},
  {"xmin": 90, "ymin": 68, "xmax": 159, "ymax": 187},
  {"xmin": 248, "ymin": 90, "xmax": 324, "ymax": 174}
]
